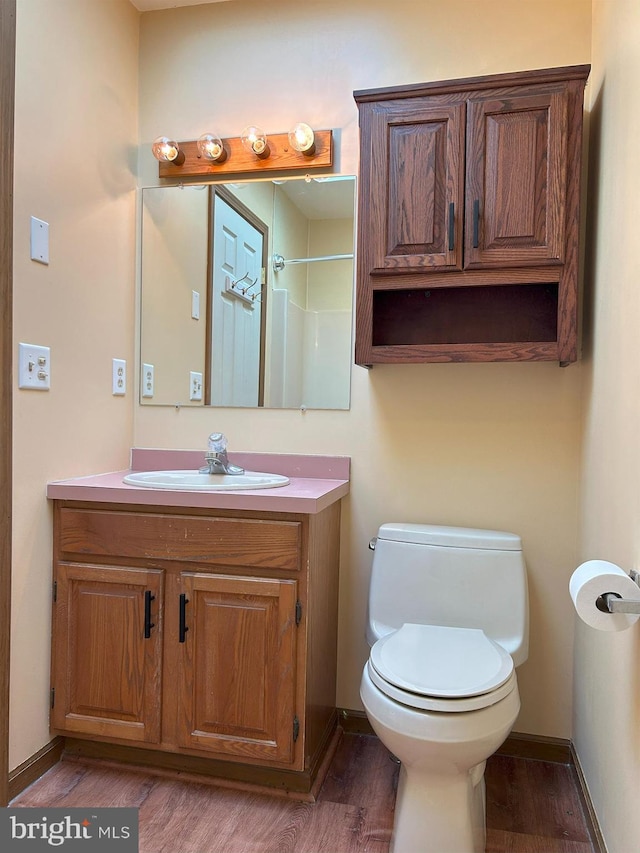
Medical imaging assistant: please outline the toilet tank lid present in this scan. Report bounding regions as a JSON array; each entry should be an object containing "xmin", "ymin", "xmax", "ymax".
[{"xmin": 376, "ymin": 523, "xmax": 522, "ymax": 551}]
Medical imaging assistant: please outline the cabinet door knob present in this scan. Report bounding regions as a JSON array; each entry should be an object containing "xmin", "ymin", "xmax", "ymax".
[
  {"xmin": 144, "ymin": 590, "xmax": 156, "ymax": 639},
  {"xmin": 472, "ymin": 199, "xmax": 480, "ymax": 248},
  {"xmin": 179, "ymin": 593, "xmax": 189, "ymax": 643},
  {"xmin": 448, "ymin": 202, "xmax": 455, "ymax": 252}
]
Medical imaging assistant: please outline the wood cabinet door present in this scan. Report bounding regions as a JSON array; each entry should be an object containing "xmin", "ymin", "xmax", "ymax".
[
  {"xmin": 365, "ymin": 101, "xmax": 465, "ymax": 271},
  {"xmin": 176, "ymin": 573, "xmax": 298, "ymax": 764},
  {"xmin": 51, "ymin": 563, "xmax": 163, "ymax": 742},
  {"xmin": 464, "ymin": 89, "xmax": 568, "ymax": 268}
]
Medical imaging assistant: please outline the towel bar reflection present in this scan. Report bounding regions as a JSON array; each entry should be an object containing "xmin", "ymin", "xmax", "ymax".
[{"xmin": 272, "ymin": 252, "xmax": 354, "ymax": 273}]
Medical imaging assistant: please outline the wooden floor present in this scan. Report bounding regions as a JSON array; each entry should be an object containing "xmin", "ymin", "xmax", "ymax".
[{"xmin": 10, "ymin": 733, "xmax": 596, "ymax": 853}]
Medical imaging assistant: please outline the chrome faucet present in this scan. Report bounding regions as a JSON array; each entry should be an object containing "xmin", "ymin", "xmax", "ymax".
[{"xmin": 199, "ymin": 432, "xmax": 245, "ymax": 476}]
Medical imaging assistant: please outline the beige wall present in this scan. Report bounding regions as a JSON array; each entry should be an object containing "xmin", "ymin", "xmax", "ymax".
[
  {"xmin": 137, "ymin": 0, "xmax": 592, "ymax": 735},
  {"xmin": 140, "ymin": 185, "xmax": 208, "ymax": 406},
  {"xmin": 307, "ymin": 219, "xmax": 354, "ymax": 312},
  {"xmin": 272, "ymin": 189, "xmax": 309, "ymax": 308},
  {"xmin": 575, "ymin": 1, "xmax": 640, "ymax": 850},
  {"xmin": 11, "ymin": 0, "xmax": 139, "ymax": 768}
]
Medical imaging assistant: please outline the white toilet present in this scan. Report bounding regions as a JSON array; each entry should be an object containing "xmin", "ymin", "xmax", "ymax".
[{"xmin": 360, "ymin": 523, "xmax": 529, "ymax": 853}]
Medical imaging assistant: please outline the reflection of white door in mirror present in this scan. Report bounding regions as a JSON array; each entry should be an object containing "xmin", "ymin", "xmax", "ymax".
[{"xmin": 210, "ymin": 194, "xmax": 264, "ymax": 406}]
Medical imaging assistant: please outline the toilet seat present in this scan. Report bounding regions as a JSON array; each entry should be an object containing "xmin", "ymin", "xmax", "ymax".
[{"xmin": 369, "ymin": 623, "xmax": 516, "ymax": 713}]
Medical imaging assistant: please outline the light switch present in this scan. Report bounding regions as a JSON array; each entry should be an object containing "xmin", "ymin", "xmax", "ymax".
[
  {"xmin": 30, "ymin": 217, "xmax": 49, "ymax": 265},
  {"xmin": 18, "ymin": 342, "xmax": 51, "ymax": 390}
]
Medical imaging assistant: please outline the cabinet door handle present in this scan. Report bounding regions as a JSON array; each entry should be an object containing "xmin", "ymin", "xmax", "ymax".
[
  {"xmin": 448, "ymin": 202, "xmax": 455, "ymax": 251},
  {"xmin": 179, "ymin": 593, "xmax": 189, "ymax": 643},
  {"xmin": 472, "ymin": 199, "xmax": 480, "ymax": 248},
  {"xmin": 144, "ymin": 590, "xmax": 156, "ymax": 639}
]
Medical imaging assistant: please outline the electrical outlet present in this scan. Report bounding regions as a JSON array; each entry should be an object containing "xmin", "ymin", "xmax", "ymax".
[
  {"xmin": 189, "ymin": 371, "xmax": 203, "ymax": 401},
  {"xmin": 112, "ymin": 358, "xmax": 126, "ymax": 395},
  {"xmin": 18, "ymin": 342, "xmax": 51, "ymax": 390},
  {"xmin": 142, "ymin": 363, "xmax": 154, "ymax": 398}
]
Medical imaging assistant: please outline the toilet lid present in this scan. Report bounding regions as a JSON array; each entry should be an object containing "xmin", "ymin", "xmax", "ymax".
[{"xmin": 370, "ymin": 623, "xmax": 514, "ymax": 698}]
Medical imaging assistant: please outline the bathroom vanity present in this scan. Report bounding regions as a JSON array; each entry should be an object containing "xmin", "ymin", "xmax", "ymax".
[{"xmin": 47, "ymin": 450, "xmax": 349, "ymax": 795}]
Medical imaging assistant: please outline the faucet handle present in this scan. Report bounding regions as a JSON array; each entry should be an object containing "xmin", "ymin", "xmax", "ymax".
[{"xmin": 207, "ymin": 432, "xmax": 228, "ymax": 453}]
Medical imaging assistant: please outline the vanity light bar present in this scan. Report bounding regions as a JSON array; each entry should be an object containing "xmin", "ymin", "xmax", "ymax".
[{"xmin": 156, "ymin": 130, "xmax": 333, "ymax": 179}]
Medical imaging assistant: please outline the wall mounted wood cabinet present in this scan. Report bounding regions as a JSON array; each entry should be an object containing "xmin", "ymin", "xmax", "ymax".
[
  {"xmin": 50, "ymin": 501, "xmax": 341, "ymax": 793},
  {"xmin": 354, "ymin": 65, "xmax": 590, "ymax": 366}
]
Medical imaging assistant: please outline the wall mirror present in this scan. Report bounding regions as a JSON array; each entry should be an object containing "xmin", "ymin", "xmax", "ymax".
[{"xmin": 139, "ymin": 175, "xmax": 355, "ymax": 409}]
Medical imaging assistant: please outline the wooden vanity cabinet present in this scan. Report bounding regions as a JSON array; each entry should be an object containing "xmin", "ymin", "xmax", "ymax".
[
  {"xmin": 50, "ymin": 501, "xmax": 341, "ymax": 791},
  {"xmin": 354, "ymin": 64, "xmax": 590, "ymax": 366}
]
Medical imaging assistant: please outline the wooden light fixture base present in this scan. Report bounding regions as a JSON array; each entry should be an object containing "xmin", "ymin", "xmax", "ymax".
[{"xmin": 158, "ymin": 129, "xmax": 333, "ymax": 179}]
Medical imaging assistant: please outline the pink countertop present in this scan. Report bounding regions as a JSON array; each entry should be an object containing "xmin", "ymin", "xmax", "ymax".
[{"xmin": 46, "ymin": 449, "xmax": 350, "ymax": 515}]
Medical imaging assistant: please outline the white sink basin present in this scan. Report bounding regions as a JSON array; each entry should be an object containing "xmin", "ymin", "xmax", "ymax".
[{"xmin": 123, "ymin": 470, "xmax": 290, "ymax": 491}]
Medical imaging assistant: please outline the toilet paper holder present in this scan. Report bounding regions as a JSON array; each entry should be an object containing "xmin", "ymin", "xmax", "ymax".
[{"xmin": 597, "ymin": 569, "xmax": 640, "ymax": 615}]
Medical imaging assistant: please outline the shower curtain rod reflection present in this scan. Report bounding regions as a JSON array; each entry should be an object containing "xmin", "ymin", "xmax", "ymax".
[{"xmin": 272, "ymin": 252, "xmax": 354, "ymax": 272}]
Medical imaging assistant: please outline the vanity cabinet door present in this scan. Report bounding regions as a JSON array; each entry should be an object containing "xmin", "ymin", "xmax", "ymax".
[
  {"xmin": 51, "ymin": 563, "xmax": 164, "ymax": 743},
  {"xmin": 176, "ymin": 573, "xmax": 298, "ymax": 765},
  {"xmin": 464, "ymin": 89, "xmax": 568, "ymax": 269}
]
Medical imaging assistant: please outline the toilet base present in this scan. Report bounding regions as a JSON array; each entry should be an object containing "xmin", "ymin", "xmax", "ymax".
[
  {"xmin": 391, "ymin": 761, "xmax": 486, "ymax": 853},
  {"xmin": 360, "ymin": 664, "xmax": 520, "ymax": 853}
]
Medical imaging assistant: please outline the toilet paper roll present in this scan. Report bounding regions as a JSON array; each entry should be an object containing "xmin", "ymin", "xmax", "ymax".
[{"xmin": 570, "ymin": 560, "xmax": 640, "ymax": 632}]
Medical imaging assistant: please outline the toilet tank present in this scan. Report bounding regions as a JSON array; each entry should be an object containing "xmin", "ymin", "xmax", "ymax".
[{"xmin": 366, "ymin": 523, "xmax": 529, "ymax": 666}]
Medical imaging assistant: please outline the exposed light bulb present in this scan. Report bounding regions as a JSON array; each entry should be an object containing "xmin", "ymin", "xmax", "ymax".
[
  {"xmin": 288, "ymin": 122, "xmax": 316, "ymax": 156},
  {"xmin": 197, "ymin": 133, "xmax": 227, "ymax": 163},
  {"xmin": 240, "ymin": 125, "xmax": 270, "ymax": 159},
  {"xmin": 151, "ymin": 136, "xmax": 184, "ymax": 165}
]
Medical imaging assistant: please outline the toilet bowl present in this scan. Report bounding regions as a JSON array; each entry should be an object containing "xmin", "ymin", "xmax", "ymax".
[
  {"xmin": 361, "ymin": 624, "xmax": 521, "ymax": 853},
  {"xmin": 361, "ymin": 524, "xmax": 529, "ymax": 853}
]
